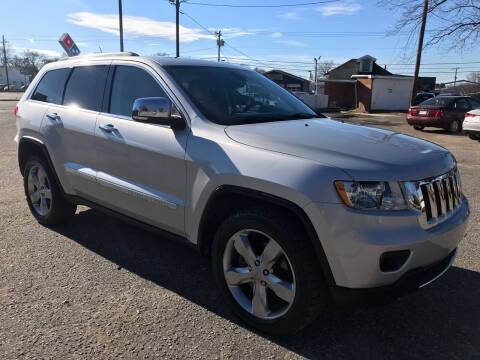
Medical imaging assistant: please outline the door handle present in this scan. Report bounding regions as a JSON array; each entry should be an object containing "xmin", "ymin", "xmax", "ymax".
[
  {"xmin": 46, "ymin": 113, "xmax": 60, "ymax": 121},
  {"xmin": 99, "ymin": 124, "xmax": 116, "ymax": 133}
]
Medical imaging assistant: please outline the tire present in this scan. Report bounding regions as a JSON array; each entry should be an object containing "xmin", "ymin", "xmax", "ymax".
[
  {"xmin": 413, "ymin": 126, "xmax": 424, "ymax": 131},
  {"xmin": 23, "ymin": 155, "xmax": 76, "ymax": 226},
  {"xmin": 468, "ymin": 134, "xmax": 479, "ymax": 140},
  {"xmin": 211, "ymin": 208, "xmax": 328, "ymax": 335},
  {"xmin": 448, "ymin": 120, "xmax": 460, "ymax": 133}
]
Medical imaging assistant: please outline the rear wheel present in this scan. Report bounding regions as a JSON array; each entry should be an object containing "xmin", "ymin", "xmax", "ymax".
[
  {"xmin": 23, "ymin": 155, "xmax": 76, "ymax": 226},
  {"xmin": 413, "ymin": 125, "xmax": 424, "ymax": 131},
  {"xmin": 211, "ymin": 208, "xmax": 328, "ymax": 335},
  {"xmin": 448, "ymin": 120, "xmax": 460, "ymax": 133},
  {"xmin": 468, "ymin": 133, "xmax": 479, "ymax": 140}
]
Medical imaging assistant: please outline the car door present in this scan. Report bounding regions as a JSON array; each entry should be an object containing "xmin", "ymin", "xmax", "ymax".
[
  {"xmin": 40, "ymin": 64, "xmax": 108, "ymax": 197},
  {"xmin": 452, "ymin": 98, "xmax": 471, "ymax": 122},
  {"xmin": 94, "ymin": 63, "xmax": 189, "ymax": 236}
]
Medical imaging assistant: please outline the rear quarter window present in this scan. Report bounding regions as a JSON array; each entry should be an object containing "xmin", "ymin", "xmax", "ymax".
[
  {"xmin": 63, "ymin": 65, "xmax": 108, "ymax": 111},
  {"xmin": 420, "ymin": 97, "xmax": 453, "ymax": 107},
  {"xmin": 30, "ymin": 68, "xmax": 70, "ymax": 104}
]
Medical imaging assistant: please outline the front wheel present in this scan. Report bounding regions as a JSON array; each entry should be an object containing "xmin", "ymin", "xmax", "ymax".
[
  {"xmin": 413, "ymin": 125, "xmax": 424, "ymax": 131},
  {"xmin": 211, "ymin": 208, "xmax": 328, "ymax": 335}
]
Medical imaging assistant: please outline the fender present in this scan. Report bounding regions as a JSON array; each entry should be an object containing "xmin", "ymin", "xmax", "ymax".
[
  {"xmin": 197, "ymin": 185, "xmax": 336, "ymax": 286},
  {"xmin": 17, "ymin": 136, "xmax": 67, "ymax": 195}
]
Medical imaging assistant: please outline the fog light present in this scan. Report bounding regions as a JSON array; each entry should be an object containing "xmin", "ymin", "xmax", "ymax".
[{"xmin": 379, "ymin": 250, "xmax": 411, "ymax": 272}]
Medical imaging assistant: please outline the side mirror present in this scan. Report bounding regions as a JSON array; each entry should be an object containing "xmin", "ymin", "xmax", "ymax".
[{"xmin": 131, "ymin": 97, "xmax": 186, "ymax": 130}]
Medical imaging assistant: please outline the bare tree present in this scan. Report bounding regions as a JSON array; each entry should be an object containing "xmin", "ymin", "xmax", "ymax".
[
  {"xmin": 10, "ymin": 50, "xmax": 51, "ymax": 80},
  {"xmin": 380, "ymin": 0, "xmax": 480, "ymax": 50},
  {"xmin": 467, "ymin": 72, "xmax": 480, "ymax": 83},
  {"xmin": 318, "ymin": 61, "xmax": 335, "ymax": 77}
]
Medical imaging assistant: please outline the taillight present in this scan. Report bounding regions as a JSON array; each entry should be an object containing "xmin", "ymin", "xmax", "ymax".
[
  {"xmin": 434, "ymin": 110, "xmax": 444, "ymax": 118},
  {"xmin": 465, "ymin": 113, "xmax": 474, "ymax": 117},
  {"xmin": 407, "ymin": 108, "xmax": 412, "ymax": 115},
  {"xmin": 14, "ymin": 106, "xmax": 18, "ymax": 116}
]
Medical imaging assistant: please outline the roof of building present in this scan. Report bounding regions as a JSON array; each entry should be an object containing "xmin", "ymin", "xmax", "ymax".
[
  {"xmin": 263, "ymin": 69, "xmax": 310, "ymax": 83},
  {"xmin": 327, "ymin": 58, "xmax": 395, "ymax": 80}
]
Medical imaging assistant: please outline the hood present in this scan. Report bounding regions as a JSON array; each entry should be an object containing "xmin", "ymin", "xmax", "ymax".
[{"xmin": 225, "ymin": 118, "xmax": 455, "ymax": 181}]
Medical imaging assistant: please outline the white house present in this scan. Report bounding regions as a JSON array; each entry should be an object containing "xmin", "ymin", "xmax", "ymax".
[{"xmin": 352, "ymin": 74, "xmax": 413, "ymax": 111}]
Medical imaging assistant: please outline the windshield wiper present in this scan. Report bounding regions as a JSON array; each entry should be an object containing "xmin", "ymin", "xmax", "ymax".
[
  {"xmin": 227, "ymin": 113, "xmax": 318, "ymax": 125},
  {"xmin": 288, "ymin": 113, "xmax": 318, "ymax": 119}
]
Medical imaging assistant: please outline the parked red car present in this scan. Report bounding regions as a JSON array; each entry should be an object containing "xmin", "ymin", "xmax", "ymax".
[{"xmin": 407, "ymin": 96, "xmax": 480, "ymax": 133}]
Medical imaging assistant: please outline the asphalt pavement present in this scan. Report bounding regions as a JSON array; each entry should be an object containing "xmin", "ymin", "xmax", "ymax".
[{"xmin": 1, "ymin": 102, "xmax": 479, "ymax": 359}]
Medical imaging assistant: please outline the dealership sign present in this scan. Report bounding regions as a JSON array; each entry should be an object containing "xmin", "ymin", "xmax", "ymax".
[{"xmin": 58, "ymin": 33, "xmax": 81, "ymax": 57}]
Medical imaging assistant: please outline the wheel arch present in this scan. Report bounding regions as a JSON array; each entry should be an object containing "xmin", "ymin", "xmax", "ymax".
[
  {"xmin": 197, "ymin": 185, "xmax": 336, "ymax": 286},
  {"xmin": 18, "ymin": 136, "xmax": 65, "ymax": 194}
]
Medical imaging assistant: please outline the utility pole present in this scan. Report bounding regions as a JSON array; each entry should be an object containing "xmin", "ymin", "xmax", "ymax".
[
  {"xmin": 118, "ymin": 0, "xmax": 124, "ymax": 52},
  {"xmin": 216, "ymin": 31, "xmax": 224, "ymax": 62},
  {"xmin": 410, "ymin": 0, "xmax": 429, "ymax": 106},
  {"xmin": 314, "ymin": 56, "xmax": 321, "ymax": 95},
  {"xmin": 453, "ymin": 67, "xmax": 458, "ymax": 89},
  {"xmin": 2, "ymin": 35, "xmax": 9, "ymax": 90},
  {"xmin": 175, "ymin": 0, "xmax": 180, "ymax": 57}
]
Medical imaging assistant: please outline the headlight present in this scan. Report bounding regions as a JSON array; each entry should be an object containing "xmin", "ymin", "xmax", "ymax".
[{"xmin": 334, "ymin": 181, "xmax": 407, "ymax": 210}]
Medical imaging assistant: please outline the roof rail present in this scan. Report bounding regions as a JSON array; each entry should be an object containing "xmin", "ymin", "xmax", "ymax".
[{"xmin": 64, "ymin": 52, "xmax": 139, "ymax": 59}]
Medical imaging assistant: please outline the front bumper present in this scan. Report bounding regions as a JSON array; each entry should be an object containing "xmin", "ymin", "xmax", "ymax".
[
  {"xmin": 304, "ymin": 197, "xmax": 469, "ymax": 289},
  {"xmin": 330, "ymin": 248, "xmax": 457, "ymax": 307}
]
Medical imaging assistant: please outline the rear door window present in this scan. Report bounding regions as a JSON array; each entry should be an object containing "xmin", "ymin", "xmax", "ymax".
[
  {"xmin": 109, "ymin": 65, "xmax": 168, "ymax": 117},
  {"xmin": 63, "ymin": 65, "xmax": 108, "ymax": 111},
  {"xmin": 31, "ymin": 68, "xmax": 70, "ymax": 104},
  {"xmin": 454, "ymin": 98, "xmax": 470, "ymax": 110},
  {"xmin": 468, "ymin": 98, "xmax": 480, "ymax": 109},
  {"xmin": 418, "ymin": 97, "xmax": 452, "ymax": 107}
]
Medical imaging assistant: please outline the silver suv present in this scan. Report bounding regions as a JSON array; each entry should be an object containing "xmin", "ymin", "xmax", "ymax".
[{"xmin": 15, "ymin": 53, "xmax": 469, "ymax": 334}]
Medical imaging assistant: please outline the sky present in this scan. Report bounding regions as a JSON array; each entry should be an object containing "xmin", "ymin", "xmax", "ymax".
[{"xmin": 2, "ymin": 0, "xmax": 480, "ymax": 83}]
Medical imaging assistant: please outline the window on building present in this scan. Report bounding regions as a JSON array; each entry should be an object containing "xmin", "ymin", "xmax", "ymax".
[
  {"xmin": 109, "ymin": 65, "xmax": 168, "ymax": 117},
  {"xmin": 31, "ymin": 68, "xmax": 70, "ymax": 104},
  {"xmin": 63, "ymin": 66, "xmax": 108, "ymax": 111},
  {"xmin": 360, "ymin": 59, "xmax": 373, "ymax": 73}
]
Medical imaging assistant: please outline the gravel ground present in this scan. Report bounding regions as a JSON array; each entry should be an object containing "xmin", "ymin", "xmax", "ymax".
[{"xmin": 1, "ymin": 102, "xmax": 479, "ymax": 359}]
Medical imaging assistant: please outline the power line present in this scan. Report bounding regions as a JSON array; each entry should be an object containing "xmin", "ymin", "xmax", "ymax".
[
  {"xmin": 382, "ymin": 62, "xmax": 480, "ymax": 66},
  {"xmin": 180, "ymin": 9, "xmax": 271, "ymax": 68},
  {"xmin": 182, "ymin": 46, "xmax": 217, "ymax": 53},
  {"xmin": 180, "ymin": 10, "xmax": 216, "ymax": 35},
  {"xmin": 183, "ymin": 0, "xmax": 338, "ymax": 8}
]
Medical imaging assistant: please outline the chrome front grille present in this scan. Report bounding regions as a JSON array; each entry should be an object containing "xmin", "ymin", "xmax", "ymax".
[{"xmin": 404, "ymin": 168, "xmax": 463, "ymax": 229}]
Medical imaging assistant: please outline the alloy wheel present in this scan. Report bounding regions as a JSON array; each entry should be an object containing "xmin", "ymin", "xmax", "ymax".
[
  {"xmin": 222, "ymin": 229, "xmax": 296, "ymax": 320},
  {"xmin": 27, "ymin": 164, "xmax": 52, "ymax": 216}
]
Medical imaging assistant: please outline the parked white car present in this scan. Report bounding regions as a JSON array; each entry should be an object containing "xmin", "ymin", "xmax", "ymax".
[{"xmin": 463, "ymin": 109, "xmax": 480, "ymax": 140}]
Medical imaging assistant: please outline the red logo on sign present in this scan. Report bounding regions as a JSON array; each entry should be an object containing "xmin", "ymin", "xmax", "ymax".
[{"xmin": 63, "ymin": 34, "xmax": 74, "ymax": 49}]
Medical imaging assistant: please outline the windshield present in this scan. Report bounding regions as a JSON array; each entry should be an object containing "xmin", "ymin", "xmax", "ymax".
[
  {"xmin": 420, "ymin": 97, "xmax": 453, "ymax": 107},
  {"xmin": 164, "ymin": 66, "xmax": 319, "ymax": 125}
]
